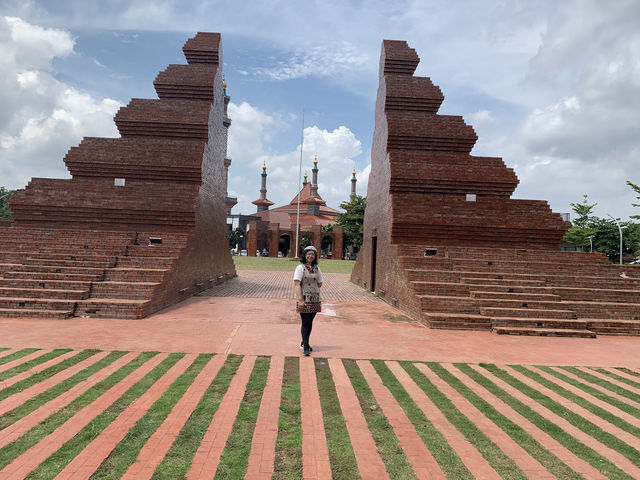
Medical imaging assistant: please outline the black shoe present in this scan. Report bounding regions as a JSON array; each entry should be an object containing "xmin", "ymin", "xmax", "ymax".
[
  {"xmin": 303, "ymin": 345, "xmax": 311, "ymax": 356},
  {"xmin": 300, "ymin": 343, "xmax": 313, "ymax": 352}
]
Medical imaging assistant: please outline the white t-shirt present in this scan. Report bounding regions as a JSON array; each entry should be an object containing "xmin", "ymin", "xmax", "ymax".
[{"xmin": 294, "ymin": 264, "xmax": 323, "ymax": 283}]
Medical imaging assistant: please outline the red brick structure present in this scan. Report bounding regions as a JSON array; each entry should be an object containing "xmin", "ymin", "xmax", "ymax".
[
  {"xmin": 0, "ymin": 32, "xmax": 235, "ymax": 319},
  {"xmin": 246, "ymin": 159, "xmax": 344, "ymax": 258},
  {"xmin": 352, "ymin": 40, "xmax": 640, "ymax": 337}
]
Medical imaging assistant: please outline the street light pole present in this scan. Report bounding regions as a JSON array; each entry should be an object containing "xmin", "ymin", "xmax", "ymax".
[{"xmin": 607, "ymin": 214, "xmax": 623, "ymax": 265}]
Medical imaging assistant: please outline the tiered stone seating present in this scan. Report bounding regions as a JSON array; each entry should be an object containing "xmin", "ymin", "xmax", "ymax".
[
  {"xmin": 352, "ymin": 39, "xmax": 640, "ymax": 337},
  {"xmin": 400, "ymin": 246, "xmax": 640, "ymax": 337},
  {"xmin": 1, "ymin": 32, "xmax": 235, "ymax": 319}
]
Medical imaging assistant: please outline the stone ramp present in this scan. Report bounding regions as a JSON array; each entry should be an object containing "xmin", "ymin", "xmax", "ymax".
[{"xmin": 0, "ymin": 347, "xmax": 638, "ymax": 478}]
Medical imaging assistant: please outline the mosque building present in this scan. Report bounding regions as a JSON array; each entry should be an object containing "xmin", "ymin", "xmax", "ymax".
[{"xmin": 244, "ymin": 157, "xmax": 357, "ymax": 257}]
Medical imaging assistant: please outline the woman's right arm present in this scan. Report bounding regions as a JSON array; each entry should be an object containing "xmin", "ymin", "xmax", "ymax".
[{"xmin": 294, "ymin": 280, "xmax": 303, "ymax": 302}]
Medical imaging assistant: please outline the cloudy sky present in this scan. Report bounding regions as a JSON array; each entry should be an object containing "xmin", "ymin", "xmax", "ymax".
[{"xmin": 1, "ymin": 0, "xmax": 639, "ymax": 220}]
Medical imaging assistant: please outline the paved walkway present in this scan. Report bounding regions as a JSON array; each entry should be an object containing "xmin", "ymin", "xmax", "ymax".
[{"xmin": 0, "ymin": 268, "xmax": 638, "ymax": 479}]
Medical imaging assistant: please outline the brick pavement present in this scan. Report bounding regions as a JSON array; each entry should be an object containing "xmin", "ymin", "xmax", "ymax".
[
  {"xmin": 201, "ymin": 270, "xmax": 381, "ymax": 302},
  {"xmin": 0, "ymin": 269, "xmax": 639, "ymax": 478}
]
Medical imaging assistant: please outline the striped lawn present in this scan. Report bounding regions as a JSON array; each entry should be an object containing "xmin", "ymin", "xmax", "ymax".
[{"xmin": 0, "ymin": 348, "xmax": 638, "ymax": 479}]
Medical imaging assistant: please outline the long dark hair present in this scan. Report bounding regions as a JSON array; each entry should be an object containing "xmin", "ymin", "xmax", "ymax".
[{"xmin": 300, "ymin": 248, "xmax": 318, "ymax": 266}]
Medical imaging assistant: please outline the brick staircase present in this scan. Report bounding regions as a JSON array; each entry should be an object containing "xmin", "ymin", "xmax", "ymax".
[
  {"xmin": 1, "ymin": 33, "xmax": 235, "ymax": 320},
  {"xmin": 0, "ymin": 226, "xmax": 229, "ymax": 319},
  {"xmin": 400, "ymin": 246, "xmax": 640, "ymax": 337}
]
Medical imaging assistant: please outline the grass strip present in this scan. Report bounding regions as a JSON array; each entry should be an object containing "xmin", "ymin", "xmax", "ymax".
[
  {"xmin": 88, "ymin": 353, "xmax": 213, "ymax": 480},
  {"xmin": 616, "ymin": 368, "xmax": 640, "ymax": 378},
  {"xmin": 589, "ymin": 367, "xmax": 640, "ymax": 389},
  {"xmin": 273, "ymin": 357, "xmax": 302, "ymax": 480},
  {"xmin": 483, "ymin": 364, "xmax": 640, "ymax": 467},
  {"xmin": 314, "ymin": 357, "xmax": 360, "ymax": 480},
  {"xmin": 0, "ymin": 349, "xmax": 71, "ymax": 382},
  {"xmin": 536, "ymin": 366, "xmax": 640, "ymax": 420},
  {"xmin": 468, "ymin": 363, "xmax": 633, "ymax": 479},
  {"xmin": 371, "ymin": 360, "xmax": 472, "ymax": 480},
  {"xmin": 514, "ymin": 365, "xmax": 640, "ymax": 436},
  {"xmin": 0, "ymin": 352, "xmax": 159, "ymax": 471},
  {"xmin": 151, "ymin": 354, "xmax": 243, "ymax": 480},
  {"xmin": 233, "ymin": 256, "xmax": 355, "ymax": 273},
  {"xmin": 25, "ymin": 353, "xmax": 184, "ymax": 480},
  {"xmin": 214, "ymin": 356, "xmax": 271, "ymax": 479},
  {"xmin": 0, "ymin": 349, "xmax": 100, "ymax": 403},
  {"xmin": 616, "ymin": 367, "xmax": 640, "ymax": 378},
  {"xmin": 0, "ymin": 348, "xmax": 40, "ymax": 366},
  {"xmin": 0, "ymin": 351, "xmax": 127, "ymax": 430},
  {"xmin": 412, "ymin": 363, "xmax": 526, "ymax": 480},
  {"xmin": 559, "ymin": 366, "xmax": 640, "ymax": 402},
  {"xmin": 343, "ymin": 359, "xmax": 417, "ymax": 480},
  {"xmin": 431, "ymin": 363, "xmax": 583, "ymax": 480}
]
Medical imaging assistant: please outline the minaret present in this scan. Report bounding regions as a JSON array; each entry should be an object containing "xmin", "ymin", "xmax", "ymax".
[
  {"xmin": 350, "ymin": 169, "xmax": 357, "ymax": 199},
  {"xmin": 302, "ymin": 172, "xmax": 308, "ymax": 185},
  {"xmin": 251, "ymin": 163, "xmax": 274, "ymax": 212},
  {"xmin": 310, "ymin": 156, "xmax": 319, "ymax": 198}
]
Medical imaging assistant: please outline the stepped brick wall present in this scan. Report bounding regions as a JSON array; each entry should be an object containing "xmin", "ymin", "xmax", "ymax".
[
  {"xmin": 1, "ymin": 32, "xmax": 235, "ymax": 319},
  {"xmin": 352, "ymin": 40, "xmax": 640, "ymax": 336}
]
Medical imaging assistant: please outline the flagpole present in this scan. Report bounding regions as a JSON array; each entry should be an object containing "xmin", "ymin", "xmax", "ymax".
[{"xmin": 294, "ymin": 109, "xmax": 304, "ymax": 258}]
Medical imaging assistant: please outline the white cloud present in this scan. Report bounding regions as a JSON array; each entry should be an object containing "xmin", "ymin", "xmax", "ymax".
[
  {"xmin": 227, "ymin": 102, "xmax": 364, "ymax": 215},
  {"xmin": 0, "ymin": 16, "xmax": 120, "ymax": 190},
  {"xmin": 252, "ymin": 41, "xmax": 369, "ymax": 81},
  {"xmin": 503, "ymin": 0, "xmax": 640, "ymax": 220}
]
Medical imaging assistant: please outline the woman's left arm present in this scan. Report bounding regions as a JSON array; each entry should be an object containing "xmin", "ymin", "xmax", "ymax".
[{"xmin": 317, "ymin": 268, "xmax": 323, "ymax": 288}]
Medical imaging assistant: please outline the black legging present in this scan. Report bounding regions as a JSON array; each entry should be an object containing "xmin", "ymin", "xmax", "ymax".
[{"xmin": 300, "ymin": 312, "xmax": 316, "ymax": 347}]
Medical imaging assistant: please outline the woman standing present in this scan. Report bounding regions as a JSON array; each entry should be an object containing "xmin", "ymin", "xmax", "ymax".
[{"xmin": 294, "ymin": 245, "xmax": 323, "ymax": 356}]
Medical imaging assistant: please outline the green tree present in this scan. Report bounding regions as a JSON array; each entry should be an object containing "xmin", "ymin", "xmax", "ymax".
[
  {"xmin": 226, "ymin": 226, "xmax": 245, "ymax": 249},
  {"xmin": 591, "ymin": 217, "xmax": 639, "ymax": 262},
  {"xmin": 336, "ymin": 195, "xmax": 366, "ymax": 250},
  {"xmin": 0, "ymin": 187, "xmax": 15, "ymax": 219},
  {"xmin": 562, "ymin": 194, "xmax": 598, "ymax": 251},
  {"xmin": 627, "ymin": 180, "xmax": 640, "ymax": 220}
]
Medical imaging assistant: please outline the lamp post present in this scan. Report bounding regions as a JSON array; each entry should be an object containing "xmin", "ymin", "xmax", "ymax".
[
  {"xmin": 607, "ymin": 214, "xmax": 623, "ymax": 265},
  {"xmin": 587, "ymin": 235, "xmax": 593, "ymax": 253}
]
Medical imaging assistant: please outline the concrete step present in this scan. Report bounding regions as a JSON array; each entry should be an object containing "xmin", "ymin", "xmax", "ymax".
[
  {"xmin": 23, "ymin": 258, "xmax": 115, "ymax": 268},
  {"xmin": 105, "ymin": 268, "xmax": 168, "ymax": 282},
  {"xmin": 0, "ymin": 308, "xmax": 73, "ymax": 319},
  {"xmin": 3, "ymin": 271, "xmax": 103, "ymax": 282},
  {"xmin": 480, "ymin": 307, "xmax": 576, "ymax": 319},
  {"xmin": 471, "ymin": 291, "xmax": 561, "ymax": 302},
  {"xmin": 477, "ymin": 299, "xmax": 567, "ymax": 311},
  {"xmin": 75, "ymin": 298, "xmax": 151, "ymax": 319},
  {"xmin": 90, "ymin": 281, "xmax": 160, "ymax": 299},
  {"xmin": 493, "ymin": 326, "xmax": 596, "ymax": 338},
  {"xmin": 565, "ymin": 301, "xmax": 640, "ymax": 320},
  {"xmin": 405, "ymin": 269, "xmax": 460, "ymax": 283},
  {"xmin": 27, "ymin": 252, "xmax": 116, "ymax": 262},
  {"xmin": 424, "ymin": 312, "xmax": 492, "ymax": 330},
  {"xmin": 0, "ymin": 297, "xmax": 76, "ymax": 310},
  {"xmin": 419, "ymin": 295, "xmax": 479, "ymax": 314},
  {"xmin": 491, "ymin": 316, "xmax": 589, "ymax": 330},
  {"xmin": 553, "ymin": 287, "xmax": 640, "ymax": 303},
  {"xmin": 116, "ymin": 256, "xmax": 176, "ymax": 268},
  {"xmin": 411, "ymin": 281, "xmax": 470, "ymax": 296},
  {"xmin": 462, "ymin": 277, "xmax": 545, "ymax": 286},
  {"xmin": 12, "ymin": 264, "xmax": 105, "ymax": 275},
  {"xmin": 0, "ymin": 278, "xmax": 92, "ymax": 290},
  {"xmin": 586, "ymin": 319, "xmax": 640, "ymax": 335},
  {"xmin": 0, "ymin": 287, "xmax": 88, "ymax": 300}
]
